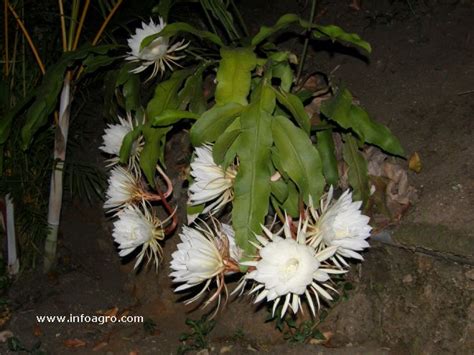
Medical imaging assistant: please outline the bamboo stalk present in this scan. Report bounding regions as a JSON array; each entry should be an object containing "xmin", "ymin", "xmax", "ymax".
[
  {"xmin": 92, "ymin": 0, "xmax": 123, "ymax": 45},
  {"xmin": 74, "ymin": 0, "xmax": 123, "ymax": 79},
  {"xmin": 58, "ymin": 0, "xmax": 68, "ymax": 51},
  {"xmin": 3, "ymin": 0, "xmax": 9, "ymax": 77},
  {"xmin": 7, "ymin": 2, "xmax": 45, "ymax": 75},
  {"xmin": 67, "ymin": 0, "xmax": 80, "ymax": 51},
  {"xmin": 44, "ymin": 72, "xmax": 72, "ymax": 272},
  {"xmin": 72, "ymin": 0, "xmax": 90, "ymax": 50}
]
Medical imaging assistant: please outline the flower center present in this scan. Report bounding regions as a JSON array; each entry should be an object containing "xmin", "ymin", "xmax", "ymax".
[{"xmin": 282, "ymin": 258, "xmax": 300, "ymax": 280}]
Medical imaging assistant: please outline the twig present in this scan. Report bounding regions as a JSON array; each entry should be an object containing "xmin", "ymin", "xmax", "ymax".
[
  {"xmin": 457, "ymin": 90, "xmax": 474, "ymax": 96},
  {"xmin": 3, "ymin": 0, "xmax": 9, "ymax": 77},
  {"xmin": 8, "ymin": 2, "xmax": 45, "ymax": 75},
  {"xmin": 296, "ymin": 0, "xmax": 317, "ymax": 85},
  {"xmin": 92, "ymin": 0, "xmax": 123, "ymax": 45},
  {"xmin": 72, "ymin": 0, "xmax": 91, "ymax": 50},
  {"xmin": 58, "ymin": 0, "xmax": 68, "ymax": 51}
]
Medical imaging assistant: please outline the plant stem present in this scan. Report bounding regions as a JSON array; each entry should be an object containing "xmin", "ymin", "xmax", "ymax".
[
  {"xmin": 67, "ymin": 0, "xmax": 80, "ymax": 51},
  {"xmin": 3, "ymin": 0, "xmax": 9, "ymax": 77},
  {"xmin": 44, "ymin": 73, "xmax": 72, "ymax": 272},
  {"xmin": 72, "ymin": 0, "xmax": 90, "ymax": 50},
  {"xmin": 296, "ymin": 0, "xmax": 317, "ymax": 85},
  {"xmin": 229, "ymin": 0, "xmax": 248, "ymax": 37},
  {"xmin": 8, "ymin": 2, "xmax": 45, "ymax": 75},
  {"xmin": 92, "ymin": 0, "xmax": 123, "ymax": 45},
  {"xmin": 200, "ymin": 1, "xmax": 219, "ymax": 37},
  {"xmin": 58, "ymin": 0, "xmax": 68, "ymax": 51}
]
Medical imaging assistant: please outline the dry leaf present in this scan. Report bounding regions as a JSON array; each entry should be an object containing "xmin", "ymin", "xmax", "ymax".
[
  {"xmin": 0, "ymin": 330, "xmax": 14, "ymax": 342},
  {"xmin": 408, "ymin": 152, "xmax": 422, "ymax": 173},
  {"xmin": 33, "ymin": 324, "xmax": 42, "ymax": 337},
  {"xmin": 129, "ymin": 351, "xmax": 139, "ymax": 355},
  {"xmin": 64, "ymin": 338, "xmax": 86, "ymax": 348},
  {"xmin": 92, "ymin": 341, "xmax": 108, "ymax": 352},
  {"xmin": 97, "ymin": 306, "xmax": 119, "ymax": 317},
  {"xmin": 309, "ymin": 331, "xmax": 333, "ymax": 346}
]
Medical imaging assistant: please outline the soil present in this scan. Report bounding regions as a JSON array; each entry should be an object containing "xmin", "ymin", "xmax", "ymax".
[{"xmin": 1, "ymin": 0, "xmax": 473, "ymax": 354}]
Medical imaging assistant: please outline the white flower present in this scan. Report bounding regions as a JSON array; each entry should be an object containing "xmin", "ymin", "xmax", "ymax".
[
  {"xmin": 126, "ymin": 18, "xmax": 188, "ymax": 79},
  {"xmin": 170, "ymin": 222, "xmax": 241, "ymax": 310},
  {"xmin": 104, "ymin": 166, "xmax": 144, "ymax": 212},
  {"xmin": 100, "ymin": 115, "xmax": 142, "ymax": 172},
  {"xmin": 188, "ymin": 144, "xmax": 237, "ymax": 220},
  {"xmin": 242, "ymin": 220, "xmax": 344, "ymax": 317},
  {"xmin": 112, "ymin": 204, "xmax": 165, "ymax": 269},
  {"xmin": 308, "ymin": 187, "xmax": 372, "ymax": 267}
]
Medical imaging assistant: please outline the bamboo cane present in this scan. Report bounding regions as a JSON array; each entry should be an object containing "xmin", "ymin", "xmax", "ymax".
[{"xmin": 43, "ymin": 73, "xmax": 72, "ymax": 271}]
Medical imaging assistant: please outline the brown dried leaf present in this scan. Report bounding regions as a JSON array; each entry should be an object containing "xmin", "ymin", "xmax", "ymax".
[
  {"xmin": 408, "ymin": 152, "xmax": 422, "ymax": 173},
  {"xmin": 92, "ymin": 341, "xmax": 108, "ymax": 352},
  {"xmin": 309, "ymin": 331, "xmax": 333, "ymax": 346},
  {"xmin": 0, "ymin": 330, "xmax": 14, "ymax": 343},
  {"xmin": 64, "ymin": 338, "xmax": 86, "ymax": 348},
  {"xmin": 97, "ymin": 306, "xmax": 119, "ymax": 317},
  {"xmin": 33, "ymin": 324, "xmax": 42, "ymax": 337}
]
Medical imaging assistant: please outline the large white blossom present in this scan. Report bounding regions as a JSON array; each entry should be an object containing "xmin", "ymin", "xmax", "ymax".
[
  {"xmin": 104, "ymin": 166, "xmax": 143, "ymax": 212},
  {"xmin": 242, "ymin": 220, "xmax": 344, "ymax": 317},
  {"xmin": 126, "ymin": 18, "xmax": 188, "ymax": 79},
  {"xmin": 100, "ymin": 115, "xmax": 142, "ymax": 172},
  {"xmin": 112, "ymin": 204, "xmax": 164, "ymax": 269},
  {"xmin": 307, "ymin": 187, "xmax": 372, "ymax": 267},
  {"xmin": 188, "ymin": 144, "xmax": 237, "ymax": 221},
  {"xmin": 170, "ymin": 222, "xmax": 241, "ymax": 309}
]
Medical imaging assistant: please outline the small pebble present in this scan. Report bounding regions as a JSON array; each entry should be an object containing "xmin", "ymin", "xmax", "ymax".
[{"xmin": 403, "ymin": 274, "xmax": 414, "ymax": 284}]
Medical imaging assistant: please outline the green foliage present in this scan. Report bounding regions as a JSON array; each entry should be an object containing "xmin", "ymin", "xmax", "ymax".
[
  {"xmin": 177, "ymin": 316, "xmax": 216, "ymax": 354},
  {"xmin": 321, "ymin": 88, "xmax": 404, "ymax": 157},
  {"xmin": 7, "ymin": 336, "xmax": 46, "ymax": 355},
  {"xmin": 143, "ymin": 317, "xmax": 158, "ymax": 335}
]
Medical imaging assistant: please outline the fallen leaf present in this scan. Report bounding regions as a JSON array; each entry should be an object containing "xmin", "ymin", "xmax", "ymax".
[
  {"xmin": 408, "ymin": 152, "xmax": 422, "ymax": 173},
  {"xmin": 309, "ymin": 331, "xmax": 333, "ymax": 346},
  {"xmin": 64, "ymin": 338, "xmax": 86, "ymax": 348},
  {"xmin": 97, "ymin": 306, "xmax": 119, "ymax": 317},
  {"xmin": 92, "ymin": 341, "xmax": 108, "ymax": 351},
  {"xmin": 0, "ymin": 330, "xmax": 14, "ymax": 342},
  {"xmin": 33, "ymin": 324, "xmax": 42, "ymax": 337},
  {"xmin": 129, "ymin": 351, "xmax": 139, "ymax": 355}
]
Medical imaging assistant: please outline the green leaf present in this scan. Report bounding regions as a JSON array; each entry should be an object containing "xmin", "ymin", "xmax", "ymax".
[
  {"xmin": 274, "ymin": 88, "xmax": 310, "ymax": 134},
  {"xmin": 251, "ymin": 14, "xmax": 300, "ymax": 46},
  {"xmin": 232, "ymin": 85, "xmax": 275, "ymax": 255},
  {"xmin": 215, "ymin": 47, "xmax": 257, "ymax": 106},
  {"xmin": 282, "ymin": 180, "xmax": 300, "ymax": 217},
  {"xmin": 141, "ymin": 22, "xmax": 224, "ymax": 50},
  {"xmin": 349, "ymin": 105, "xmax": 404, "ymax": 156},
  {"xmin": 213, "ymin": 128, "xmax": 240, "ymax": 165},
  {"xmin": 0, "ymin": 93, "xmax": 34, "ymax": 144},
  {"xmin": 20, "ymin": 45, "xmax": 117, "ymax": 149},
  {"xmin": 151, "ymin": 109, "xmax": 198, "ymax": 126},
  {"xmin": 82, "ymin": 54, "xmax": 118, "ymax": 73},
  {"xmin": 153, "ymin": 0, "xmax": 173, "ymax": 20},
  {"xmin": 189, "ymin": 102, "xmax": 243, "ymax": 146},
  {"xmin": 122, "ymin": 74, "xmax": 141, "ymax": 112},
  {"xmin": 178, "ymin": 63, "xmax": 210, "ymax": 114},
  {"xmin": 313, "ymin": 24, "xmax": 371, "ymax": 53},
  {"xmin": 270, "ymin": 178, "xmax": 289, "ymax": 203},
  {"xmin": 146, "ymin": 69, "xmax": 193, "ymax": 119},
  {"xmin": 140, "ymin": 125, "xmax": 171, "ymax": 186},
  {"xmin": 316, "ymin": 129, "xmax": 339, "ymax": 186},
  {"xmin": 119, "ymin": 124, "xmax": 142, "ymax": 163},
  {"xmin": 321, "ymin": 88, "xmax": 404, "ymax": 156},
  {"xmin": 272, "ymin": 61, "xmax": 293, "ymax": 92},
  {"xmin": 343, "ymin": 134, "xmax": 369, "ymax": 204},
  {"xmin": 272, "ymin": 115, "xmax": 324, "ymax": 205}
]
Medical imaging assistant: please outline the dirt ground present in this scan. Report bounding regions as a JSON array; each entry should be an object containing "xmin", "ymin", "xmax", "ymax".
[{"xmin": 1, "ymin": 0, "xmax": 473, "ymax": 354}]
